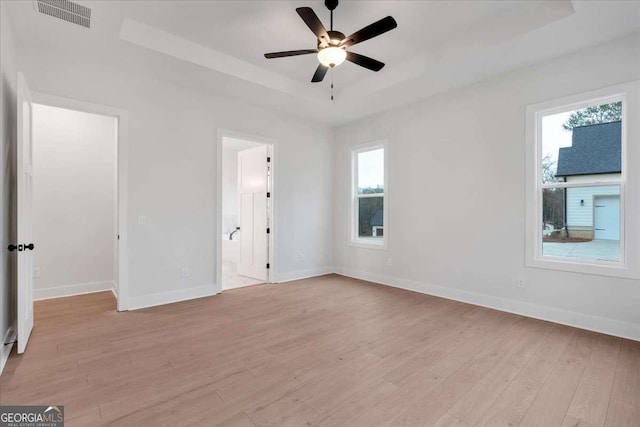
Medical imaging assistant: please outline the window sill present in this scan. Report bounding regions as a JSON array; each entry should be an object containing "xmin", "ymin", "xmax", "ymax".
[
  {"xmin": 526, "ymin": 256, "xmax": 637, "ymax": 279},
  {"xmin": 349, "ymin": 239, "xmax": 387, "ymax": 251}
]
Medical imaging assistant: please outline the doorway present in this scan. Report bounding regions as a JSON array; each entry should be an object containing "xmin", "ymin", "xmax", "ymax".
[
  {"xmin": 31, "ymin": 92, "xmax": 129, "ymax": 311},
  {"xmin": 32, "ymin": 104, "xmax": 118, "ymax": 302},
  {"xmin": 12, "ymin": 78, "xmax": 129, "ymax": 355},
  {"xmin": 217, "ymin": 131, "xmax": 274, "ymax": 291}
]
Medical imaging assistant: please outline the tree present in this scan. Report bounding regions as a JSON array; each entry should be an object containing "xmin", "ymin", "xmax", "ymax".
[
  {"xmin": 542, "ymin": 188, "xmax": 565, "ymax": 230},
  {"xmin": 541, "ymin": 155, "xmax": 564, "ymax": 229},
  {"xmin": 358, "ymin": 187, "xmax": 383, "ymax": 237},
  {"xmin": 562, "ymin": 101, "xmax": 622, "ymax": 130},
  {"xmin": 541, "ymin": 154, "xmax": 558, "ymax": 184}
]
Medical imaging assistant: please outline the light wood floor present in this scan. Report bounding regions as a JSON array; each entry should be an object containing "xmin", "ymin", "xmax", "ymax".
[{"xmin": 1, "ymin": 275, "xmax": 639, "ymax": 427}]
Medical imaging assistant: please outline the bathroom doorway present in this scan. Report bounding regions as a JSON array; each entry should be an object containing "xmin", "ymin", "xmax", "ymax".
[{"xmin": 219, "ymin": 134, "xmax": 273, "ymax": 290}]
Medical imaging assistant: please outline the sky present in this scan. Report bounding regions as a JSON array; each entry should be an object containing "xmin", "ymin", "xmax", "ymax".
[
  {"xmin": 358, "ymin": 148, "xmax": 384, "ymax": 190},
  {"xmin": 542, "ymin": 111, "xmax": 573, "ymax": 174}
]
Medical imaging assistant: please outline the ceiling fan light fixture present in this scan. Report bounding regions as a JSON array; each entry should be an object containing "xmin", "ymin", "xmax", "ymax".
[
  {"xmin": 317, "ymin": 46, "xmax": 346, "ymax": 68},
  {"xmin": 264, "ymin": 2, "xmax": 397, "ymax": 84}
]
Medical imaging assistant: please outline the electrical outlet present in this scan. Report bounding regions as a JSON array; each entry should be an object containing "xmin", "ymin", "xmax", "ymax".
[
  {"xmin": 517, "ymin": 278, "xmax": 526, "ymax": 288},
  {"xmin": 33, "ymin": 267, "xmax": 41, "ymax": 279},
  {"xmin": 387, "ymin": 258, "xmax": 393, "ymax": 266},
  {"xmin": 180, "ymin": 267, "xmax": 190, "ymax": 278}
]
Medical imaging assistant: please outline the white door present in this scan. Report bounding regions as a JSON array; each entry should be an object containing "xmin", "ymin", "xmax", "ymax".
[
  {"xmin": 237, "ymin": 145, "xmax": 268, "ymax": 281},
  {"xmin": 594, "ymin": 195, "xmax": 620, "ymax": 240},
  {"xmin": 17, "ymin": 73, "xmax": 35, "ymax": 354}
]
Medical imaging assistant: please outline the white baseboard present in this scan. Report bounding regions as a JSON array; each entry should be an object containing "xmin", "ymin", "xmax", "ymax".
[
  {"xmin": 0, "ymin": 325, "xmax": 16, "ymax": 376},
  {"xmin": 334, "ymin": 267, "xmax": 640, "ymax": 342},
  {"xmin": 111, "ymin": 280, "xmax": 118, "ymax": 300},
  {"xmin": 276, "ymin": 266, "xmax": 335, "ymax": 283},
  {"xmin": 127, "ymin": 284, "xmax": 219, "ymax": 310},
  {"xmin": 34, "ymin": 280, "xmax": 116, "ymax": 301}
]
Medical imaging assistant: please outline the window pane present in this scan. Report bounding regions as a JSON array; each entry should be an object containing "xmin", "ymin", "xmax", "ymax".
[
  {"xmin": 542, "ymin": 185, "xmax": 620, "ymax": 262},
  {"xmin": 358, "ymin": 148, "xmax": 384, "ymax": 194},
  {"xmin": 541, "ymin": 101, "xmax": 622, "ymax": 184},
  {"xmin": 358, "ymin": 196, "xmax": 383, "ymax": 239}
]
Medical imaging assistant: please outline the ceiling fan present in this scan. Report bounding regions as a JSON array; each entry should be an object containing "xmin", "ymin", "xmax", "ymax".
[{"xmin": 264, "ymin": 0, "xmax": 397, "ymax": 83}]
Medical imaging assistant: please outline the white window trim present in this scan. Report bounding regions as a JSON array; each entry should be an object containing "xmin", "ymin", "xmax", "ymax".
[
  {"xmin": 525, "ymin": 81, "xmax": 640, "ymax": 279},
  {"xmin": 349, "ymin": 141, "xmax": 389, "ymax": 250}
]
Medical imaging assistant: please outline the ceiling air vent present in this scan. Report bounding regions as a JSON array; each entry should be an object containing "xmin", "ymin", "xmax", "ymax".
[{"xmin": 34, "ymin": 0, "xmax": 91, "ymax": 29}]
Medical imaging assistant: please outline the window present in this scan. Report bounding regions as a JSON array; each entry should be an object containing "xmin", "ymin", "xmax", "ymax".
[
  {"xmin": 526, "ymin": 81, "xmax": 640, "ymax": 278},
  {"xmin": 540, "ymin": 100, "xmax": 623, "ymax": 263},
  {"xmin": 351, "ymin": 142, "xmax": 387, "ymax": 248}
]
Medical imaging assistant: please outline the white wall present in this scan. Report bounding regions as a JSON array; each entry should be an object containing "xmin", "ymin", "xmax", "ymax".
[
  {"xmin": 221, "ymin": 147, "xmax": 238, "ymax": 234},
  {"xmin": 0, "ymin": 0, "xmax": 18, "ymax": 372},
  {"xmin": 333, "ymin": 33, "xmax": 640, "ymax": 340},
  {"xmin": 221, "ymin": 139, "xmax": 264, "ymax": 235},
  {"xmin": 15, "ymin": 42, "xmax": 334, "ymax": 308},
  {"xmin": 32, "ymin": 104, "xmax": 116, "ymax": 299}
]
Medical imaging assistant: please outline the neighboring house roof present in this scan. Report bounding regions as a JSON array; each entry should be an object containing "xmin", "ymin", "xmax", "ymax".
[
  {"xmin": 371, "ymin": 210, "xmax": 383, "ymax": 227},
  {"xmin": 556, "ymin": 121, "xmax": 621, "ymax": 177}
]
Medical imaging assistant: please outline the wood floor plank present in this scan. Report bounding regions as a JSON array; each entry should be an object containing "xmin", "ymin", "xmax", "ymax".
[
  {"xmin": 610, "ymin": 339, "xmax": 640, "ymax": 407},
  {"xmin": 603, "ymin": 398, "xmax": 640, "ymax": 427},
  {"xmin": 561, "ymin": 414, "xmax": 599, "ymax": 427},
  {"xmin": 432, "ymin": 413, "xmax": 471, "ymax": 427},
  {"xmin": 518, "ymin": 330, "xmax": 595, "ymax": 427},
  {"xmin": 0, "ymin": 275, "xmax": 636, "ymax": 427},
  {"xmin": 444, "ymin": 323, "xmax": 575, "ymax": 427},
  {"xmin": 315, "ymin": 377, "xmax": 398, "ymax": 427},
  {"xmin": 386, "ymin": 316, "xmax": 524, "ymax": 426},
  {"xmin": 213, "ymin": 412, "xmax": 257, "ymax": 427},
  {"xmin": 446, "ymin": 318, "xmax": 554, "ymax": 425},
  {"xmin": 566, "ymin": 334, "xmax": 621, "ymax": 426}
]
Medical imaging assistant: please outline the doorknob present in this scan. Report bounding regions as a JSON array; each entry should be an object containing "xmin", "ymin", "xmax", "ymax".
[
  {"xmin": 7, "ymin": 244, "xmax": 18, "ymax": 252},
  {"xmin": 24, "ymin": 243, "xmax": 34, "ymax": 251}
]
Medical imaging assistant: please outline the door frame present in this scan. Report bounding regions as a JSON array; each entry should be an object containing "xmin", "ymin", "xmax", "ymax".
[
  {"xmin": 31, "ymin": 92, "xmax": 130, "ymax": 311},
  {"xmin": 216, "ymin": 129, "xmax": 276, "ymax": 293}
]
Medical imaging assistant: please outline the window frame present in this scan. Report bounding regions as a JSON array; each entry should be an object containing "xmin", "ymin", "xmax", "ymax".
[
  {"xmin": 525, "ymin": 83, "xmax": 639, "ymax": 278},
  {"xmin": 349, "ymin": 141, "xmax": 389, "ymax": 250}
]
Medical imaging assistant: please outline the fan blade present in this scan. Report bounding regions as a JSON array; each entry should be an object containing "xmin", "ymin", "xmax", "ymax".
[
  {"xmin": 341, "ymin": 16, "xmax": 397, "ymax": 47},
  {"xmin": 296, "ymin": 7, "xmax": 330, "ymax": 42},
  {"xmin": 311, "ymin": 64, "xmax": 329, "ymax": 83},
  {"xmin": 346, "ymin": 52, "xmax": 385, "ymax": 71},
  {"xmin": 265, "ymin": 49, "xmax": 317, "ymax": 59}
]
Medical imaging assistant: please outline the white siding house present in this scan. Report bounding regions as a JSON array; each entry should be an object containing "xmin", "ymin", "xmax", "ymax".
[{"xmin": 556, "ymin": 122, "xmax": 621, "ymax": 240}]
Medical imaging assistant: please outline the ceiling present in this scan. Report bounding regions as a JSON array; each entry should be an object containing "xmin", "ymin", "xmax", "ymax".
[{"xmin": 5, "ymin": 1, "xmax": 640, "ymax": 126}]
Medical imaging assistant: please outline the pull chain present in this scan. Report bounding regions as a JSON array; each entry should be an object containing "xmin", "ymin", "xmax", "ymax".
[{"xmin": 331, "ymin": 71, "xmax": 334, "ymax": 101}]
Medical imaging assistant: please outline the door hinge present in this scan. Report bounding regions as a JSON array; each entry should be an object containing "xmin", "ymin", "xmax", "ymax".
[
  {"xmin": 266, "ymin": 228, "xmax": 270, "ymax": 234},
  {"xmin": 267, "ymin": 156, "xmax": 271, "ymax": 163},
  {"xmin": 267, "ymin": 192, "xmax": 271, "ymax": 198},
  {"xmin": 266, "ymin": 263, "xmax": 270, "ymax": 269},
  {"xmin": 117, "ymin": 235, "xmax": 120, "ymax": 240}
]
